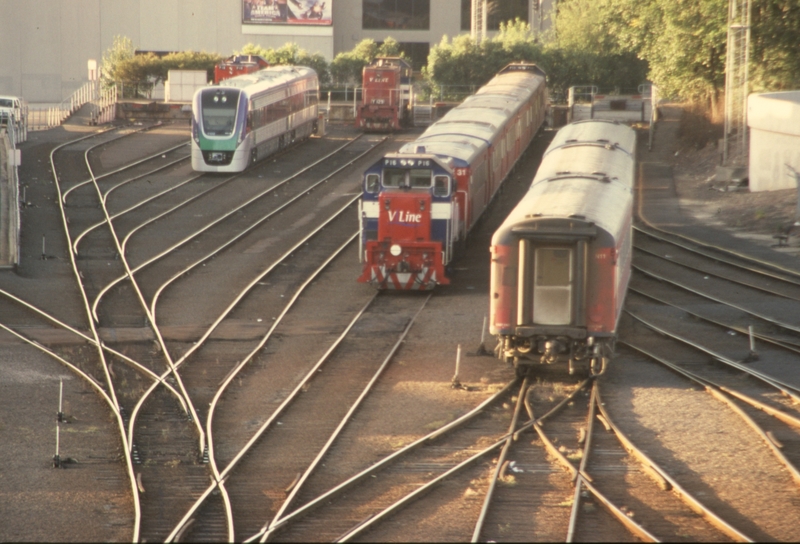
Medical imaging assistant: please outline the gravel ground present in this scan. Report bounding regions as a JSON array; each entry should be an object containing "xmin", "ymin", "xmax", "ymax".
[{"xmin": 3, "ymin": 104, "xmax": 800, "ymax": 542}]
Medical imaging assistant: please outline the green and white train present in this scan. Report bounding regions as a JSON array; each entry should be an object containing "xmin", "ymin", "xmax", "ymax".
[{"xmin": 191, "ymin": 65, "xmax": 319, "ymax": 172}]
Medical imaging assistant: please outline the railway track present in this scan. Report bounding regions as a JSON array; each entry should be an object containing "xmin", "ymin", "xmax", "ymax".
[{"xmin": 4, "ymin": 121, "xmax": 478, "ymax": 540}]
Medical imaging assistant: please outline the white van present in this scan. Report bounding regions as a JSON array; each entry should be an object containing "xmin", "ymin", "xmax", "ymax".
[{"xmin": 0, "ymin": 95, "xmax": 27, "ymax": 143}]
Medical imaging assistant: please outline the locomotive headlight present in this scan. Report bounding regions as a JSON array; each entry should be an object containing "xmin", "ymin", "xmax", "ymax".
[{"xmin": 390, "ymin": 244, "xmax": 402, "ymax": 257}]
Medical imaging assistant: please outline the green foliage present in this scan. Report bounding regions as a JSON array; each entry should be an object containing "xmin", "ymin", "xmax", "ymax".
[
  {"xmin": 749, "ymin": 0, "xmax": 800, "ymax": 92},
  {"xmin": 100, "ymin": 35, "xmax": 135, "ymax": 89},
  {"xmin": 100, "ymin": 36, "xmax": 221, "ymax": 98},
  {"xmin": 557, "ymin": 0, "xmax": 800, "ymax": 102},
  {"xmin": 425, "ymin": 20, "xmax": 544, "ymax": 99},
  {"xmin": 424, "ymin": 18, "xmax": 646, "ymax": 101},
  {"xmin": 329, "ymin": 37, "xmax": 405, "ymax": 86},
  {"xmin": 598, "ymin": 0, "xmax": 727, "ymax": 102},
  {"xmin": 237, "ymin": 43, "xmax": 330, "ymax": 87}
]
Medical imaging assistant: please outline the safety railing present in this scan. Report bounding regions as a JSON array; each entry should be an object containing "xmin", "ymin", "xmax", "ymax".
[{"xmin": 27, "ymin": 81, "xmax": 116, "ymax": 131}]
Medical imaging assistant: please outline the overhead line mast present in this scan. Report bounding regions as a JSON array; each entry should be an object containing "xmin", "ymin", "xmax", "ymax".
[
  {"xmin": 723, "ymin": 0, "xmax": 752, "ymax": 167},
  {"xmin": 471, "ymin": 0, "xmax": 487, "ymax": 42}
]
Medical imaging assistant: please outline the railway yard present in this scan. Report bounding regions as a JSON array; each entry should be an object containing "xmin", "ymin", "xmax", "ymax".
[{"xmin": 3, "ymin": 107, "xmax": 800, "ymax": 543}]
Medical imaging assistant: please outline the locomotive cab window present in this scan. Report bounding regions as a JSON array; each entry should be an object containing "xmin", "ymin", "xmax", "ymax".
[
  {"xmin": 383, "ymin": 168, "xmax": 405, "ymax": 187},
  {"xmin": 410, "ymin": 169, "xmax": 432, "ymax": 188},
  {"xmin": 365, "ymin": 174, "xmax": 380, "ymax": 193},
  {"xmin": 201, "ymin": 90, "xmax": 239, "ymax": 136},
  {"xmin": 383, "ymin": 168, "xmax": 433, "ymax": 189},
  {"xmin": 433, "ymin": 175, "xmax": 450, "ymax": 197}
]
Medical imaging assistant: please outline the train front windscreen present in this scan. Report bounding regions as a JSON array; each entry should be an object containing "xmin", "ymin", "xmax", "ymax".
[{"xmin": 200, "ymin": 89, "xmax": 241, "ymax": 136}]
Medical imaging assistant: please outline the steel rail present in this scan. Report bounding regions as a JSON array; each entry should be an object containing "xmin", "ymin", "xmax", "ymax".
[
  {"xmin": 593, "ymin": 380, "xmax": 752, "ymax": 542},
  {"xmin": 331, "ymin": 378, "xmax": 595, "ymax": 543},
  {"xmin": 72, "ymin": 171, "xmax": 201, "ymax": 255},
  {"xmin": 522, "ymin": 381, "xmax": 658, "ymax": 541},
  {"xmin": 89, "ymin": 135, "xmax": 372, "ymax": 323},
  {"xmin": 165, "ymin": 231, "xmax": 367, "ymax": 542},
  {"xmin": 0, "ymin": 286, "xmax": 186, "ymax": 412},
  {"xmin": 635, "ymin": 243, "xmax": 800, "ymax": 302},
  {"xmin": 634, "ymin": 263, "xmax": 800, "ymax": 336},
  {"xmin": 566, "ymin": 383, "xmax": 598, "ymax": 542},
  {"xmin": 82, "ymin": 135, "xmax": 206, "ymax": 455},
  {"xmin": 633, "ymin": 223, "xmax": 800, "ymax": 283},
  {"xmin": 629, "ymin": 285, "xmax": 800, "ymax": 361},
  {"xmin": 622, "ymin": 340, "xmax": 800, "ymax": 430},
  {"xmin": 50, "ymin": 127, "xmax": 143, "ymax": 542},
  {"xmin": 60, "ymin": 126, "xmax": 174, "ymax": 201},
  {"xmin": 621, "ymin": 340, "xmax": 800, "ymax": 488},
  {"xmin": 259, "ymin": 292, "xmax": 434, "ymax": 543},
  {"xmin": 626, "ymin": 310, "xmax": 800, "ymax": 401},
  {"xmin": 129, "ymin": 194, "xmax": 361, "ymax": 521},
  {"xmin": 76, "ymin": 134, "xmax": 362, "ymax": 255},
  {"xmin": 471, "ymin": 378, "xmax": 529, "ymax": 542},
  {"xmin": 146, "ymin": 136, "xmax": 380, "ymax": 322},
  {"xmin": 248, "ymin": 380, "xmax": 520, "ymax": 543}
]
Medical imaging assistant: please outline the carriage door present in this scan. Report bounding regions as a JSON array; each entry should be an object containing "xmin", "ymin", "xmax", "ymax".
[{"xmin": 532, "ymin": 247, "xmax": 573, "ymax": 325}]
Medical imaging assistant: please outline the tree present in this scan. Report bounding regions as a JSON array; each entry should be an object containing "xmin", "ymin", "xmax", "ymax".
[
  {"xmin": 749, "ymin": 0, "xmax": 800, "ymax": 92},
  {"xmin": 100, "ymin": 35, "xmax": 136, "ymax": 90},
  {"xmin": 329, "ymin": 37, "xmax": 405, "ymax": 86},
  {"xmin": 238, "ymin": 43, "xmax": 330, "ymax": 87}
]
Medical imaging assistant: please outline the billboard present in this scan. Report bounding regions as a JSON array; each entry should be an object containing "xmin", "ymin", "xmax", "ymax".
[{"xmin": 243, "ymin": 0, "xmax": 332, "ymax": 25}]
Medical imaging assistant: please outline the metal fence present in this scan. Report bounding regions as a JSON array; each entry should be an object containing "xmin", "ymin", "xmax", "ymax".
[{"xmin": 27, "ymin": 81, "xmax": 117, "ymax": 131}]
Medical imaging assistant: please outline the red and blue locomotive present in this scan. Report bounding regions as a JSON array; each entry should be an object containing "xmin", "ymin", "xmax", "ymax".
[
  {"xmin": 357, "ymin": 63, "xmax": 548, "ymax": 289},
  {"xmin": 489, "ymin": 120, "xmax": 637, "ymax": 376}
]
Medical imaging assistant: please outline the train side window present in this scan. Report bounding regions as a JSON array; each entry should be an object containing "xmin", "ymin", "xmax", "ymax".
[
  {"xmin": 433, "ymin": 175, "xmax": 450, "ymax": 197},
  {"xmin": 366, "ymin": 174, "xmax": 380, "ymax": 193}
]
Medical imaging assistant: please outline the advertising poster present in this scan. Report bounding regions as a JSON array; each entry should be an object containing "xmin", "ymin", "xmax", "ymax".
[{"xmin": 243, "ymin": 0, "xmax": 333, "ymax": 25}]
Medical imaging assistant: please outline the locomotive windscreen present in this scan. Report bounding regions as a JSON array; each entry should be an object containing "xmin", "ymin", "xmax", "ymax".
[
  {"xmin": 201, "ymin": 89, "xmax": 240, "ymax": 136},
  {"xmin": 383, "ymin": 168, "xmax": 432, "ymax": 188}
]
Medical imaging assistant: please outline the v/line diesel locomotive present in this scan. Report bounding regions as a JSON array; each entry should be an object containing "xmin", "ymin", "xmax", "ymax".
[
  {"xmin": 191, "ymin": 65, "xmax": 319, "ymax": 173},
  {"xmin": 489, "ymin": 120, "xmax": 637, "ymax": 377},
  {"xmin": 356, "ymin": 57, "xmax": 414, "ymax": 132},
  {"xmin": 357, "ymin": 63, "xmax": 548, "ymax": 289}
]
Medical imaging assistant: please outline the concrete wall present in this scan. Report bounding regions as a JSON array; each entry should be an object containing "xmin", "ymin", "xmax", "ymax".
[
  {"xmin": 1, "ymin": 0, "xmax": 470, "ymax": 103},
  {"xmin": 748, "ymin": 91, "xmax": 800, "ymax": 192},
  {"xmin": 1, "ymin": 1, "xmax": 554, "ymax": 104}
]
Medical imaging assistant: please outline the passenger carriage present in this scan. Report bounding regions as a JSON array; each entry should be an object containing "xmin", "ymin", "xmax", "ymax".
[
  {"xmin": 191, "ymin": 66, "xmax": 319, "ymax": 173},
  {"xmin": 489, "ymin": 120, "xmax": 637, "ymax": 376}
]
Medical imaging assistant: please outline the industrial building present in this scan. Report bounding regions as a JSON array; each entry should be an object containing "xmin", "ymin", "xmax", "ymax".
[{"xmin": 0, "ymin": 0, "xmax": 549, "ymax": 103}]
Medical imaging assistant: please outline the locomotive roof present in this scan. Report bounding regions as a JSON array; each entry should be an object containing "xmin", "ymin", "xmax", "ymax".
[{"xmin": 215, "ymin": 65, "xmax": 317, "ymax": 93}]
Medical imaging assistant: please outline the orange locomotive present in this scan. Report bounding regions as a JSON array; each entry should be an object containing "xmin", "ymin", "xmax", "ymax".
[{"xmin": 356, "ymin": 57, "xmax": 413, "ymax": 132}]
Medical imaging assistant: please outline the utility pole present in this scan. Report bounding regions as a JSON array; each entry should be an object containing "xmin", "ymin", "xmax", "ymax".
[{"xmin": 722, "ymin": 0, "xmax": 752, "ymax": 168}]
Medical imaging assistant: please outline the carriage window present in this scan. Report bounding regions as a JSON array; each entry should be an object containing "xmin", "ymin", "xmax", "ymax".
[
  {"xmin": 433, "ymin": 175, "xmax": 450, "ymax": 197},
  {"xmin": 383, "ymin": 168, "xmax": 405, "ymax": 187},
  {"xmin": 366, "ymin": 174, "xmax": 380, "ymax": 193},
  {"xmin": 410, "ymin": 169, "xmax": 432, "ymax": 188}
]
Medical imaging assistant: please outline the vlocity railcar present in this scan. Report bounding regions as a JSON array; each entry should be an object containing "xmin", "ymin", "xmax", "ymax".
[
  {"xmin": 357, "ymin": 63, "xmax": 547, "ymax": 289},
  {"xmin": 191, "ymin": 65, "xmax": 319, "ymax": 173},
  {"xmin": 489, "ymin": 120, "xmax": 637, "ymax": 376}
]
